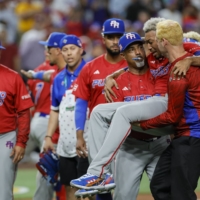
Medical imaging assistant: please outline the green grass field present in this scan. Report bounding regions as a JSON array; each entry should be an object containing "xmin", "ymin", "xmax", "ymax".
[{"xmin": 14, "ymin": 168, "xmax": 200, "ymax": 200}]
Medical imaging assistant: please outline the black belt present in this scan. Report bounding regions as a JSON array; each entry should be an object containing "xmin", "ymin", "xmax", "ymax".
[{"xmin": 139, "ymin": 136, "xmax": 161, "ymax": 142}]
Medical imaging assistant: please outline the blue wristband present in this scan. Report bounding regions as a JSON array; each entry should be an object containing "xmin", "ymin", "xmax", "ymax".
[
  {"xmin": 75, "ymin": 98, "xmax": 88, "ymax": 131},
  {"xmin": 33, "ymin": 71, "xmax": 45, "ymax": 80}
]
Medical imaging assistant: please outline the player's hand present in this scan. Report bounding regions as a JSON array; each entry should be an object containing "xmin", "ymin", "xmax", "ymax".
[
  {"xmin": 76, "ymin": 137, "xmax": 88, "ymax": 158},
  {"xmin": 104, "ymin": 76, "xmax": 118, "ymax": 103},
  {"xmin": 10, "ymin": 146, "xmax": 25, "ymax": 164},
  {"xmin": 43, "ymin": 137, "xmax": 55, "ymax": 153},
  {"xmin": 21, "ymin": 69, "xmax": 34, "ymax": 79},
  {"xmin": 172, "ymin": 58, "xmax": 191, "ymax": 79}
]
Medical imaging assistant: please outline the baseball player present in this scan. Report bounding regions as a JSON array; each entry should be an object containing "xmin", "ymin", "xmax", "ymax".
[
  {"xmin": 21, "ymin": 32, "xmax": 67, "ymax": 200},
  {"xmin": 140, "ymin": 19, "xmax": 200, "ymax": 200},
  {"xmin": 72, "ymin": 18, "xmax": 127, "ymax": 200},
  {"xmin": 108, "ymin": 33, "xmax": 170, "ymax": 200},
  {"xmin": 70, "ymin": 18, "xmax": 200, "ymax": 192},
  {"xmin": 0, "ymin": 42, "xmax": 34, "ymax": 200},
  {"xmin": 43, "ymin": 34, "xmax": 88, "ymax": 200}
]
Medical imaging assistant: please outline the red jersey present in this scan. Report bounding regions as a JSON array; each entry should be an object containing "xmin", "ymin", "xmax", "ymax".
[
  {"xmin": 73, "ymin": 54, "xmax": 127, "ymax": 114},
  {"xmin": 141, "ymin": 53, "xmax": 200, "ymax": 138},
  {"xmin": 27, "ymin": 61, "xmax": 57, "ymax": 115},
  {"xmin": 0, "ymin": 65, "xmax": 34, "ymax": 133},
  {"xmin": 148, "ymin": 42, "xmax": 200, "ymax": 94},
  {"xmin": 113, "ymin": 69, "xmax": 156, "ymax": 139}
]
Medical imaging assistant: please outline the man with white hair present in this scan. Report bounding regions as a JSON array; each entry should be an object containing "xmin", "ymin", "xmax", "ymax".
[{"xmin": 141, "ymin": 19, "xmax": 200, "ymax": 200}]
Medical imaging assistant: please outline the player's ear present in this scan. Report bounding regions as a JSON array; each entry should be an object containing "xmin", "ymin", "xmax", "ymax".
[
  {"xmin": 120, "ymin": 52, "xmax": 126, "ymax": 60},
  {"xmin": 102, "ymin": 34, "xmax": 106, "ymax": 45}
]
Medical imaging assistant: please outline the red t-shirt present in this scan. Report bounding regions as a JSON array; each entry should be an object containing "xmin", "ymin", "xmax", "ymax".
[
  {"xmin": 0, "ymin": 65, "xmax": 34, "ymax": 133},
  {"xmin": 113, "ymin": 69, "xmax": 156, "ymax": 139},
  {"xmin": 141, "ymin": 53, "xmax": 200, "ymax": 138},
  {"xmin": 148, "ymin": 42, "xmax": 200, "ymax": 94},
  {"xmin": 27, "ymin": 61, "xmax": 57, "ymax": 115},
  {"xmin": 73, "ymin": 54, "xmax": 127, "ymax": 115}
]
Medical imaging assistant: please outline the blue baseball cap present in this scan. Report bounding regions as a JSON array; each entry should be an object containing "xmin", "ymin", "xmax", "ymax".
[
  {"xmin": 0, "ymin": 41, "xmax": 5, "ymax": 49},
  {"xmin": 119, "ymin": 32, "xmax": 143, "ymax": 52},
  {"xmin": 102, "ymin": 18, "xmax": 125, "ymax": 35},
  {"xmin": 60, "ymin": 35, "xmax": 86, "ymax": 55},
  {"xmin": 39, "ymin": 32, "xmax": 67, "ymax": 48}
]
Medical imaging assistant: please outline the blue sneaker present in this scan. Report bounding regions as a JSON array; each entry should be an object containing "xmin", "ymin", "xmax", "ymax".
[{"xmin": 70, "ymin": 173, "xmax": 115, "ymax": 191}]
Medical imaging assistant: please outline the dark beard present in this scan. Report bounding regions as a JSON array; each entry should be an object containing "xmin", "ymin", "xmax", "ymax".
[{"xmin": 106, "ymin": 47, "xmax": 120, "ymax": 56}]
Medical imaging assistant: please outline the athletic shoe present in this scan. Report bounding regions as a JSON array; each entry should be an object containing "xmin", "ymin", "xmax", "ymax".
[
  {"xmin": 75, "ymin": 188, "xmax": 112, "ymax": 198},
  {"xmin": 75, "ymin": 189, "xmax": 98, "ymax": 198},
  {"xmin": 70, "ymin": 173, "xmax": 116, "ymax": 191}
]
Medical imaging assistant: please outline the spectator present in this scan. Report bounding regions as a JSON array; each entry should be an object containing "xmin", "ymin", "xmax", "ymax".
[
  {"xmin": 15, "ymin": 0, "xmax": 42, "ymax": 34},
  {"xmin": 0, "ymin": 23, "xmax": 19, "ymax": 73},
  {"xmin": 0, "ymin": 0, "xmax": 17, "ymax": 44}
]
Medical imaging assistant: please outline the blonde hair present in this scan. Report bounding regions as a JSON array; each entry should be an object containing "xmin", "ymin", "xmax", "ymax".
[
  {"xmin": 156, "ymin": 20, "xmax": 183, "ymax": 45},
  {"xmin": 183, "ymin": 31, "xmax": 200, "ymax": 42}
]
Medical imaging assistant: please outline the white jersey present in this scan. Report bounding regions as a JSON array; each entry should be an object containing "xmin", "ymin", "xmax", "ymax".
[{"xmin": 57, "ymin": 89, "xmax": 89, "ymax": 157}]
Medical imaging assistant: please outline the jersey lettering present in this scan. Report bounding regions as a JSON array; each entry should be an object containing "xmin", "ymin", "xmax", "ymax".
[
  {"xmin": 92, "ymin": 79, "xmax": 105, "ymax": 88},
  {"xmin": 35, "ymin": 82, "xmax": 44, "ymax": 104},
  {"xmin": 150, "ymin": 63, "xmax": 170, "ymax": 78},
  {"xmin": 124, "ymin": 95, "xmax": 152, "ymax": 102}
]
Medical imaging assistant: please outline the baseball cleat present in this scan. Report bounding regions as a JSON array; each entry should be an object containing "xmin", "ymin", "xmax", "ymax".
[
  {"xmin": 70, "ymin": 173, "xmax": 116, "ymax": 191},
  {"xmin": 75, "ymin": 188, "xmax": 98, "ymax": 198}
]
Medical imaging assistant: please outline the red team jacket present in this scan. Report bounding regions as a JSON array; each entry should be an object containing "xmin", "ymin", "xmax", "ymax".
[
  {"xmin": 73, "ymin": 54, "xmax": 127, "ymax": 115},
  {"xmin": 141, "ymin": 49, "xmax": 200, "ymax": 138},
  {"xmin": 0, "ymin": 65, "xmax": 34, "ymax": 147},
  {"xmin": 147, "ymin": 42, "xmax": 200, "ymax": 94}
]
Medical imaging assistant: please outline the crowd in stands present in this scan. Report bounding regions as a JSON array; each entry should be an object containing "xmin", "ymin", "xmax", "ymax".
[{"xmin": 0, "ymin": 0, "xmax": 199, "ymax": 74}]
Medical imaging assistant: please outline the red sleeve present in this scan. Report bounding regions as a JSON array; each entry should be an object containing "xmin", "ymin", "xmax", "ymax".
[
  {"xmin": 16, "ymin": 108, "xmax": 31, "ymax": 148},
  {"xmin": 141, "ymin": 76, "xmax": 188, "ymax": 129},
  {"xmin": 72, "ymin": 64, "xmax": 90, "ymax": 101},
  {"xmin": 14, "ymin": 74, "xmax": 34, "ymax": 112}
]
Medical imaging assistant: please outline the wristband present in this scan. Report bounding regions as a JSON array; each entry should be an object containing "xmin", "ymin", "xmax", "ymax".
[{"xmin": 30, "ymin": 70, "xmax": 45, "ymax": 80}]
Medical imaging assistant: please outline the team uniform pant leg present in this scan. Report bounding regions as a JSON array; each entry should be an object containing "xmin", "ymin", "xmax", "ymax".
[
  {"xmin": 113, "ymin": 139, "xmax": 149, "ymax": 200},
  {"xmin": 31, "ymin": 115, "xmax": 49, "ymax": 148},
  {"xmin": 88, "ymin": 96, "xmax": 168, "ymax": 177},
  {"xmin": 145, "ymin": 136, "xmax": 170, "ymax": 182},
  {"xmin": 0, "ymin": 131, "xmax": 17, "ymax": 200},
  {"xmin": 88, "ymin": 102, "xmax": 127, "ymax": 162},
  {"xmin": 33, "ymin": 141, "xmax": 55, "ymax": 200},
  {"xmin": 170, "ymin": 137, "xmax": 200, "ymax": 200},
  {"xmin": 150, "ymin": 144, "xmax": 172, "ymax": 200}
]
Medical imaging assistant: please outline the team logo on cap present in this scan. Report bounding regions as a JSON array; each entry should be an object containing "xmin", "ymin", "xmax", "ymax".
[
  {"xmin": 77, "ymin": 40, "xmax": 82, "ymax": 47},
  {"xmin": 54, "ymin": 42, "xmax": 58, "ymax": 46},
  {"xmin": 126, "ymin": 33, "xmax": 136, "ymax": 39},
  {"xmin": 110, "ymin": 20, "xmax": 119, "ymax": 28},
  {"xmin": 119, "ymin": 44, "xmax": 122, "ymax": 51},
  {"xmin": 63, "ymin": 39, "xmax": 67, "ymax": 44}
]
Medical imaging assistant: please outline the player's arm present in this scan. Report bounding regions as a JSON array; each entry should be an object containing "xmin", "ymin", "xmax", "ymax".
[
  {"xmin": 75, "ymin": 98, "xmax": 88, "ymax": 158},
  {"xmin": 104, "ymin": 67, "xmax": 127, "ymax": 102},
  {"xmin": 73, "ymin": 66, "xmax": 90, "ymax": 158},
  {"xmin": 43, "ymin": 110, "xmax": 59, "ymax": 152},
  {"xmin": 140, "ymin": 76, "xmax": 188, "ymax": 129},
  {"xmin": 21, "ymin": 69, "xmax": 55, "ymax": 82},
  {"xmin": 173, "ymin": 55, "xmax": 200, "ymax": 77},
  {"xmin": 43, "ymin": 81, "xmax": 59, "ymax": 152},
  {"xmin": 11, "ymin": 75, "xmax": 34, "ymax": 164}
]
